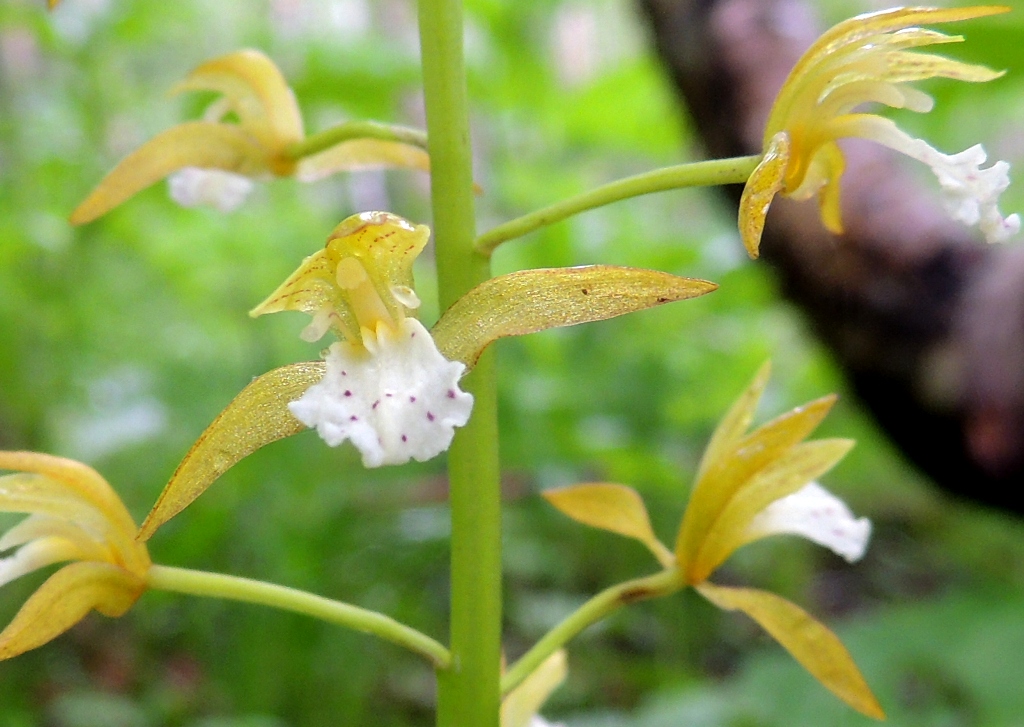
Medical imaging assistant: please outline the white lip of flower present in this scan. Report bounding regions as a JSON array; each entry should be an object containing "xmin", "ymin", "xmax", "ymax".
[
  {"xmin": 168, "ymin": 167, "xmax": 255, "ymax": 213},
  {"xmin": 288, "ymin": 317, "xmax": 473, "ymax": 467},
  {"xmin": 832, "ymin": 115, "xmax": 1020, "ymax": 244},
  {"xmin": 744, "ymin": 481, "xmax": 871, "ymax": 563}
]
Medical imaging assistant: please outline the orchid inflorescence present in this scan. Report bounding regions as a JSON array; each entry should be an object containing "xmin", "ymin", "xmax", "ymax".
[{"xmin": 8, "ymin": 2, "xmax": 1021, "ymax": 724}]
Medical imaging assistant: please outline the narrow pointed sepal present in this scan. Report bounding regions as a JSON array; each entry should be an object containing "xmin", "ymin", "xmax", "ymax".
[
  {"xmin": 296, "ymin": 139, "xmax": 431, "ymax": 182},
  {"xmin": 694, "ymin": 439, "xmax": 856, "ymax": 576},
  {"xmin": 138, "ymin": 361, "xmax": 325, "ymax": 541},
  {"xmin": 543, "ymin": 484, "xmax": 675, "ymax": 568},
  {"xmin": 695, "ymin": 362, "xmax": 771, "ymax": 482},
  {"xmin": 676, "ymin": 393, "xmax": 838, "ymax": 578},
  {"xmin": 70, "ymin": 122, "xmax": 266, "ymax": 225},
  {"xmin": 739, "ymin": 134, "xmax": 789, "ymax": 258},
  {"xmin": 172, "ymin": 49, "xmax": 304, "ymax": 149},
  {"xmin": 0, "ymin": 562, "xmax": 145, "ymax": 661},
  {"xmin": 696, "ymin": 582, "xmax": 884, "ymax": 720},
  {"xmin": 432, "ymin": 265, "xmax": 717, "ymax": 368}
]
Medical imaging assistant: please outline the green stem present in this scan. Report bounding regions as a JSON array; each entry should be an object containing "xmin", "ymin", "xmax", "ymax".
[
  {"xmin": 418, "ymin": 1, "xmax": 502, "ymax": 726},
  {"xmin": 501, "ymin": 569, "xmax": 684, "ymax": 695},
  {"xmin": 476, "ymin": 155, "xmax": 763, "ymax": 256},
  {"xmin": 146, "ymin": 564, "xmax": 451, "ymax": 669},
  {"xmin": 286, "ymin": 121, "xmax": 429, "ymax": 160}
]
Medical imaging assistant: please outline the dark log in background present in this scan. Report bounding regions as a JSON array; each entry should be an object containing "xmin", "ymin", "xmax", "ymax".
[{"xmin": 638, "ymin": 0, "xmax": 1024, "ymax": 512}]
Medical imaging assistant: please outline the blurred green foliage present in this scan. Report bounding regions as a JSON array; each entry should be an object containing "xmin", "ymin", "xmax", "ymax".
[{"xmin": 1, "ymin": 0, "xmax": 1023, "ymax": 725}]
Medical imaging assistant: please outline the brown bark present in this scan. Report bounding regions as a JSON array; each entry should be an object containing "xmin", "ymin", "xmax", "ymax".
[{"xmin": 638, "ymin": 0, "xmax": 1024, "ymax": 511}]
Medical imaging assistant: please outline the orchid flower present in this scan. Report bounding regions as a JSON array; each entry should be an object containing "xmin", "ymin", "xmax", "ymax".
[
  {"xmin": 70, "ymin": 50, "xmax": 429, "ymax": 224},
  {"xmin": 542, "ymin": 363, "xmax": 883, "ymax": 719},
  {"xmin": 0, "ymin": 451, "xmax": 150, "ymax": 660},
  {"xmin": 251, "ymin": 210, "xmax": 474, "ymax": 468},
  {"xmin": 739, "ymin": 5, "xmax": 1019, "ymax": 257},
  {"xmin": 136, "ymin": 214, "xmax": 717, "ymax": 539},
  {"xmin": 502, "ymin": 650, "xmax": 567, "ymax": 727}
]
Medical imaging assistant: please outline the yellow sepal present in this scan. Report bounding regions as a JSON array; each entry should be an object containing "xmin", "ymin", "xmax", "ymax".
[
  {"xmin": 676, "ymin": 387, "xmax": 837, "ymax": 579},
  {"xmin": 70, "ymin": 122, "xmax": 266, "ymax": 225},
  {"xmin": 543, "ymin": 484, "xmax": 674, "ymax": 569},
  {"xmin": 0, "ymin": 562, "xmax": 145, "ymax": 661},
  {"xmin": 738, "ymin": 134, "xmax": 789, "ymax": 258},
  {"xmin": 297, "ymin": 139, "xmax": 431, "ymax": 182},
  {"xmin": 697, "ymin": 582, "xmax": 884, "ymax": 720},
  {"xmin": 693, "ymin": 438, "xmax": 855, "ymax": 579},
  {"xmin": 138, "ymin": 361, "xmax": 325, "ymax": 541},
  {"xmin": 432, "ymin": 265, "xmax": 717, "ymax": 368},
  {"xmin": 172, "ymin": 49, "xmax": 304, "ymax": 151}
]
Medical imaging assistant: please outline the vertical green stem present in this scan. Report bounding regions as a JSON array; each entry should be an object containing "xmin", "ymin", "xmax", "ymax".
[{"xmin": 418, "ymin": 2, "xmax": 502, "ymax": 727}]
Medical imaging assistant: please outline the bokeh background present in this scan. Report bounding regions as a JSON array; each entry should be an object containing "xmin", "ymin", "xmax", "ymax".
[{"xmin": 2, "ymin": 0, "xmax": 1024, "ymax": 725}]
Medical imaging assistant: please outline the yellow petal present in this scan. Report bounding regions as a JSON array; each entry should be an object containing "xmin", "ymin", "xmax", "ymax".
[
  {"xmin": 880, "ymin": 51, "xmax": 1005, "ymax": 85},
  {"xmin": 250, "ymin": 248, "xmax": 337, "ymax": 319},
  {"xmin": 0, "ymin": 452, "xmax": 138, "ymax": 544},
  {"xmin": 696, "ymin": 583, "xmax": 884, "ymax": 720},
  {"xmin": 70, "ymin": 122, "xmax": 266, "ymax": 225},
  {"xmin": 542, "ymin": 484, "xmax": 674, "ymax": 568},
  {"xmin": 137, "ymin": 362, "xmax": 325, "ymax": 541},
  {"xmin": 738, "ymin": 134, "xmax": 789, "ymax": 258},
  {"xmin": 296, "ymin": 139, "xmax": 431, "ymax": 182},
  {"xmin": 768, "ymin": 5, "xmax": 1010, "ymax": 138},
  {"xmin": 173, "ymin": 49, "xmax": 304, "ymax": 149},
  {"xmin": 0, "ymin": 562, "xmax": 144, "ymax": 661},
  {"xmin": 694, "ymin": 439, "xmax": 855, "ymax": 576},
  {"xmin": 695, "ymin": 362, "xmax": 771, "ymax": 483},
  {"xmin": 501, "ymin": 650, "xmax": 567, "ymax": 727},
  {"xmin": 675, "ymin": 395, "xmax": 837, "ymax": 578},
  {"xmin": 813, "ymin": 142, "xmax": 845, "ymax": 235},
  {"xmin": 432, "ymin": 266, "xmax": 717, "ymax": 368}
]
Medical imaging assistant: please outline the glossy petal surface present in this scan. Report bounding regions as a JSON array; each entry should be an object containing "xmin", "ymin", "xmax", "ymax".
[
  {"xmin": 542, "ymin": 484, "xmax": 673, "ymax": 568},
  {"xmin": 697, "ymin": 582, "xmax": 884, "ymax": 719},
  {"xmin": 138, "ymin": 362, "xmax": 325, "ymax": 541},
  {"xmin": 432, "ymin": 265, "xmax": 717, "ymax": 368},
  {"xmin": 0, "ymin": 562, "xmax": 143, "ymax": 660}
]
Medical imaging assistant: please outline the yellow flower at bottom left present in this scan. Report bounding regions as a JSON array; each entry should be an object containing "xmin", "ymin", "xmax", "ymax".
[{"xmin": 0, "ymin": 451, "xmax": 150, "ymax": 660}]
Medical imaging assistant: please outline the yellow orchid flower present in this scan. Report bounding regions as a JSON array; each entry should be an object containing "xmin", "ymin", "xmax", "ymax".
[
  {"xmin": 0, "ymin": 451, "xmax": 150, "ymax": 660},
  {"xmin": 251, "ymin": 210, "xmax": 475, "ymax": 468},
  {"xmin": 70, "ymin": 50, "xmax": 429, "ymax": 224},
  {"xmin": 137, "ymin": 212, "xmax": 717, "ymax": 538},
  {"xmin": 739, "ymin": 5, "xmax": 1019, "ymax": 257},
  {"xmin": 542, "ymin": 364, "xmax": 883, "ymax": 719},
  {"xmin": 502, "ymin": 650, "xmax": 567, "ymax": 727}
]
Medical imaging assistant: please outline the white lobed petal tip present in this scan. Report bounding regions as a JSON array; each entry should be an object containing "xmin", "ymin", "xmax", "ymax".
[
  {"xmin": 288, "ymin": 318, "xmax": 473, "ymax": 467},
  {"xmin": 168, "ymin": 167, "xmax": 254, "ymax": 213},
  {"xmin": 745, "ymin": 482, "xmax": 872, "ymax": 563}
]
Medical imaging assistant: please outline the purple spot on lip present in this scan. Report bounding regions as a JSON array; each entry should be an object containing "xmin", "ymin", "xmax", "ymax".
[
  {"xmin": 344, "ymin": 390, "xmax": 352, "ymax": 397},
  {"xmin": 386, "ymin": 393, "xmax": 393, "ymax": 398},
  {"xmin": 372, "ymin": 400, "xmax": 380, "ymax": 409},
  {"xmin": 409, "ymin": 396, "xmax": 416, "ymax": 403},
  {"xmin": 341, "ymin": 371, "xmax": 347, "ymax": 376},
  {"xmin": 447, "ymin": 390, "xmax": 456, "ymax": 399},
  {"xmin": 350, "ymin": 415, "xmax": 358, "ymax": 421},
  {"xmin": 427, "ymin": 412, "xmax": 435, "ymax": 421},
  {"xmin": 401, "ymin": 434, "xmax": 408, "ymax": 442}
]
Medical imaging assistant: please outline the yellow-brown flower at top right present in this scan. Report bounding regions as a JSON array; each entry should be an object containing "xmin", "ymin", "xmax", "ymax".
[{"xmin": 739, "ymin": 6, "xmax": 1019, "ymax": 258}]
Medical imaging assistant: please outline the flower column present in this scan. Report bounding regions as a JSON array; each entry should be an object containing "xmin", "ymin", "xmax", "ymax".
[{"xmin": 418, "ymin": 1, "xmax": 503, "ymax": 726}]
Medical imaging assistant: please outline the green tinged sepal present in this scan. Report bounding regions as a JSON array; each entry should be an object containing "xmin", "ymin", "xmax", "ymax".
[{"xmin": 431, "ymin": 265, "xmax": 717, "ymax": 368}]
